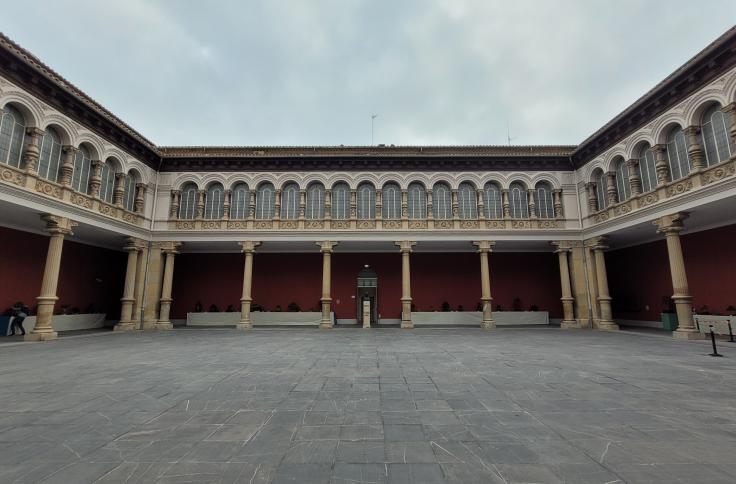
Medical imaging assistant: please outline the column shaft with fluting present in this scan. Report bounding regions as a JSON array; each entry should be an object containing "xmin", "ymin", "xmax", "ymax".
[
  {"xmin": 592, "ymin": 238, "xmax": 619, "ymax": 331},
  {"xmin": 156, "ymin": 242, "xmax": 181, "ymax": 329},
  {"xmin": 238, "ymin": 241, "xmax": 260, "ymax": 330},
  {"xmin": 395, "ymin": 241, "xmax": 416, "ymax": 328},
  {"xmin": 553, "ymin": 242, "xmax": 577, "ymax": 329},
  {"xmin": 473, "ymin": 241, "xmax": 495, "ymax": 329},
  {"xmin": 318, "ymin": 241, "xmax": 338, "ymax": 329},
  {"xmin": 115, "ymin": 239, "xmax": 141, "ymax": 331}
]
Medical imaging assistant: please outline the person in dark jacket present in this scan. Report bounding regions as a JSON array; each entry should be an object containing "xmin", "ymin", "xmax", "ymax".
[{"xmin": 9, "ymin": 303, "xmax": 28, "ymax": 336}]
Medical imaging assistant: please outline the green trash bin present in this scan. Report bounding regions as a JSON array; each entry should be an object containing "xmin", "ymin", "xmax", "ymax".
[{"xmin": 661, "ymin": 312, "xmax": 679, "ymax": 331}]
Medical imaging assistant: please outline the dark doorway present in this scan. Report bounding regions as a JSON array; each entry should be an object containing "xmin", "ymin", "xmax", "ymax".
[{"xmin": 356, "ymin": 265, "xmax": 378, "ymax": 326}]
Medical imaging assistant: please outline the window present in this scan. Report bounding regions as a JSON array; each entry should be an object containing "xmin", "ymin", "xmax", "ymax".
[
  {"xmin": 204, "ymin": 183, "xmax": 224, "ymax": 219},
  {"xmin": 433, "ymin": 182, "xmax": 452, "ymax": 219},
  {"xmin": 230, "ymin": 183, "xmax": 249, "ymax": 219},
  {"xmin": 306, "ymin": 183, "xmax": 325, "ymax": 219},
  {"xmin": 457, "ymin": 183, "xmax": 477, "ymax": 219},
  {"xmin": 122, "ymin": 173, "xmax": 137, "ymax": 212},
  {"xmin": 535, "ymin": 182, "xmax": 554, "ymax": 218},
  {"xmin": 256, "ymin": 183, "xmax": 275, "ymax": 219},
  {"xmin": 483, "ymin": 182, "xmax": 502, "ymax": 218},
  {"xmin": 701, "ymin": 105, "xmax": 734, "ymax": 166},
  {"xmin": 99, "ymin": 160, "xmax": 116, "ymax": 203},
  {"xmin": 37, "ymin": 128, "xmax": 62, "ymax": 182},
  {"xmin": 594, "ymin": 170, "xmax": 607, "ymax": 211},
  {"xmin": 0, "ymin": 105, "xmax": 26, "ymax": 168},
  {"xmin": 382, "ymin": 183, "xmax": 401, "ymax": 219},
  {"xmin": 280, "ymin": 183, "xmax": 299, "ymax": 219},
  {"xmin": 179, "ymin": 183, "xmax": 198, "ymax": 219},
  {"xmin": 357, "ymin": 183, "xmax": 375, "ymax": 219},
  {"xmin": 509, "ymin": 182, "xmax": 529, "ymax": 218},
  {"xmin": 614, "ymin": 159, "xmax": 631, "ymax": 202},
  {"xmin": 71, "ymin": 145, "xmax": 92, "ymax": 193},
  {"xmin": 666, "ymin": 127, "xmax": 690, "ymax": 181},
  {"xmin": 638, "ymin": 144, "xmax": 657, "ymax": 193},
  {"xmin": 332, "ymin": 182, "xmax": 349, "ymax": 219},
  {"xmin": 407, "ymin": 183, "xmax": 426, "ymax": 219}
]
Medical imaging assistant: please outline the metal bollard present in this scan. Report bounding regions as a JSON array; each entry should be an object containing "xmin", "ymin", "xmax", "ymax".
[
  {"xmin": 728, "ymin": 320, "xmax": 734, "ymax": 343},
  {"xmin": 709, "ymin": 325, "xmax": 723, "ymax": 357},
  {"xmin": 695, "ymin": 318, "xmax": 700, "ymax": 332}
]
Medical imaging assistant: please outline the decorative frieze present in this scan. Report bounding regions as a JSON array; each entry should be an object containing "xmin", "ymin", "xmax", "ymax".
[
  {"xmin": 701, "ymin": 160, "xmax": 736, "ymax": 185},
  {"xmin": 1, "ymin": 165, "xmax": 25, "ymax": 186},
  {"xmin": 665, "ymin": 178, "xmax": 693, "ymax": 197}
]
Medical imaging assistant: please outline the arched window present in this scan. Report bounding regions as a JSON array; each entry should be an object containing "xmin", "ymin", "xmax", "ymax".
[
  {"xmin": 509, "ymin": 182, "xmax": 529, "ymax": 218},
  {"xmin": 256, "ymin": 182, "xmax": 275, "ymax": 219},
  {"xmin": 357, "ymin": 183, "xmax": 375, "ymax": 219},
  {"xmin": 535, "ymin": 182, "xmax": 554, "ymax": 219},
  {"xmin": 614, "ymin": 159, "xmax": 631, "ymax": 202},
  {"xmin": 593, "ymin": 170, "xmax": 607, "ymax": 211},
  {"xmin": 71, "ymin": 146, "xmax": 92, "ymax": 194},
  {"xmin": 666, "ymin": 127, "xmax": 690, "ymax": 181},
  {"xmin": 701, "ymin": 104, "xmax": 734, "ymax": 166},
  {"xmin": 433, "ymin": 182, "xmax": 452, "ymax": 219},
  {"xmin": 483, "ymin": 182, "xmax": 502, "ymax": 219},
  {"xmin": 230, "ymin": 183, "xmax": 249, "ymax": 219},
  {"xmin": 382, "ymin": 183, "xmax": 401, "ymax": 219},
  {"xmin": 280, "ymin": 183, "xmax": 299, "ymax": 219},
  {"xmin": 122, "ymin": 172, "xmax": 137, "ymax": 212},
  {"xmin": 306, "ymin": 183, "xmax": 325, "ymax": 219},
  {"xmin": 638, "ymin": 144, "xmax": 657, "ymax": 193},
  {"xmin": 98, "ymin": 160, "xmax": 116, "ymax": 203},
  {"xmin": 204, "ymin": 183, "xmax": 224, "ymax": 219},
  {"xmin": 407, "ymin": 183, "xmax": 426, "ymax": 219},
  {"xmin": 0, "ymin": 105, "xmax": 26, "ymax": 168},
  {"xmin": 332, "ymin": 182, "xmax": 350, "ymax": 219},
  {"xmin": 179, "ymin": 183, "xmax": 198, "ymax": 219},
  {"xmin": 37, "ymin": 127, "xmax": 63, "ymax": 182},
  {"xmin": 458, "ymin": 183, "xmax": 477, "ymax": 219}
]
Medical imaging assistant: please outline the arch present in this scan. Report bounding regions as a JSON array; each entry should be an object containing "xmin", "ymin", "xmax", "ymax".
[
  {"xmin": 200, "ymin": 173, "xmax": 228, "ymax": 190},
  {"xmin": 204, "ymin": 182, "xmax": 224, "ymax": 219},
  {"xmin": 684, "ymin": 91, "xmax": 730, "ymax": 126},
  {"xmin": 0, "ymin": 104, "xmax": 27, "ymax": 169},
  {"xmin": 382, "ymin": 182, "xmax": 401, "ymax": 220},
  {"xmin": 280, "ymin": 182, "xmax": 300, "ymax": 219},
  {"xmin": 179, "ymin": 182, "xmax": 199, "ymax": 219},
  {"xmin": 611, "ymin": 156, "xmax": 632, "ymax": 202},
  {"xmin": 407, "ymin": 182, "xmax": 426, "ymax": 219},
  {"xmin": 603, "ymin": 148, "xmax": 628, "ymax": 173},
  {"xmin": 591, "ymin": 169, "xmax": 607, "ymax": 211},
  {"xmin": 36, "ymin": 126, "xmax": 64, "ymax": 182},
  {"xmin": 40, "ymin": 119, "xmax": 74, "ymax": 146},
  {"xmin": 529, "ymin": 173, "xmax": 561, "ymax": 190},
  {"xmin": 230, "ymin": 182, "xmax": 250, "ymax": 219},
  {"xmin": 700, "ymin": 103, "xmax": 734, "ymax": 166},
  {"xmin": 500, "ymin": 172, "xmax": 532, "ymax": 190},
  {"xmin": 173, "ymin": 175, "xmax": 201, "ymax": 191},
  {"xmin": 74, "ymin": 137, "xmax": 102, "ymax": 161},
  {"xmin": 535, "ymin": 181, "xmax": 555, "ymax": 219},
  {"xmin": 432, "ymin": 181, "xmax": 452, "ymax": 219},
  {"xmin": 624, "ymin": 132, "xmax": 656, "ymax": 160},
  {"xmin": 99, "ymin": 157, "xmax": 118, "ymax": 203},
  {"xmin": 508, "ymin": 181, "xmax": 529, "ymax": 219},
  {"xmin": 482, "ymin": 181, "xmax": 503, "ymax": 219},
  {"xmin": 652, "ymin": 116, "xmax": 687, "ymax": 145},
  {"xmin": 305, "ymin": 181, "xmax": 325, "ymax": 219},
  {"xmin": 457, "ymin": 182, "xmax": 478, "ymax": 219},
  {"xmin": 404, "ymin": 175, "xmax": 431, "ymax": 191},
  {"xmin": 664, "ymin": 124, "xmax": 691, "ymax": 181},
  {"xmin": 331, "ymin": 181, "xmax": 350, "ymax": 220},
  {"xmin": 356, "ymin": 182, "xmax": 375, "ymax": 219},
  {"xmin": 255, "ymin": 182, "xmax": 276, "ymax": 219},
  {"xmin": 0, "ymin": 95, "xmax": 41, "ymax": 128},
  {"xmin": 71, "ymin": 144, "xmax": 93, "ymax": 194}
]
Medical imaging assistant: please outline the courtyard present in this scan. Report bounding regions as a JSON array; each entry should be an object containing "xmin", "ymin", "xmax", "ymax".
[{"xmin": 1, "ymin": 328, "xmax": 736, "ymax": 483}]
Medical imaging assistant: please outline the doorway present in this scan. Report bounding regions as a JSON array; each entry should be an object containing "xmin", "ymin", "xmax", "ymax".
[{"xmin": 356, "ymin": 265, "xmax": 378, "ymax": 326}]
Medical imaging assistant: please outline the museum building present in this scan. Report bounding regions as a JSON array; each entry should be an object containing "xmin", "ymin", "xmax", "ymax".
[{"xmin": 1, "ymin": 27, "xmax": 736, "ymax": 340}]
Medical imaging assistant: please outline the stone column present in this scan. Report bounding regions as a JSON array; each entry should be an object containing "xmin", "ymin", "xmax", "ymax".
[
  {"xmin": 131, "ymin": 243, "xmax": 149, "ymax": 326},
  {"xmin": 25, "ymin": 215, "xmax": 76, "ymax": 341},
  {"xmin": 395, "ymin": 240, "xmax": 416, "ymax": 328},
  {"xmin": 115, "ymin": 238, "xmax": 142, "ymax": 331},
  {"xmin": 683, "ymin": 126, "xmax": 705, "ymax": 171},
  {"xmin": 473, "ymin": 241, "xmax": 495, "ymax": 329},
  {"xmin": 89, "ymin": 160, "xmax": 103, "ymax": 199},
  {"xmin": 553, "ymin": 189, "xmax": 563, "ymax": 218},
  {"xmin": 318, "ymin": 241, "xmax": 338, "ymax": 329},
  {"xmin": 653, "ymin": 212, "xmax": 702, "ymax": 339},
  {"xmin": 142, "ymin": 243, "xmax": 164, "ymax": 329},
  {"xmin": 606, "ymin": 172, "xmax": 617, "ymax": 205},
  {"xmin": 248, "ymin": 190, "xmax": 256, "ymax": 219},
  {"xmin": 113, "ymin": 173, "xmax": 125, "ymax": 207},
  {"xmin": 134, "ymin": 183, "xmax": 146, "ymax": 214},
  {"xmin": 591, "ymin": 237, "xmax": 619, "ymax": 331},
  {"xmin": 585, "ymin": 183, "xmax": 597, "ymax": 212},
  {"xmin": 552, "ymin": 242, "xmax": 577, "ymax": 329},
  {"xmin": 722, "ymin": 102, "xmax": 736, "ymax": 147},
  {"xmin": 476, "ymin": 189, "xmax": 485, "ymax": 219},
  {"xmin": 426, "ymin": 190, "xmax": 434, "ymax": 220},
  {"xmin": 274, "ymin": 189, "xmax": 282, "ymax": 220},
  {"xmin": 527, "ymin": 189, "xmax": 537, "ymax": 218},
  {"xmin": 298, "ymin": 189, "xmax": 306, "ymax": 220},
  {"xmin": 584, "ymin": 243, "xmax": 600, "ymax": 323},
  {"xmin": 652, "ymin": 144, "xmax": 669, "ymax": 186},
  {"xmin": 626, "ymin": 159, "xmax": 642, "ymax": 195},
  {"xmin": 156, "ymin": 242, "xmax": 181, "ymax": 329},
  {"xmin": 59, "ymin": 146, "xmax": 77, "ymax": 187},
  {"xmin": 170, "ymin": 190, "xmax": 181, "ymax": 218},
  {"xmin": 501, "ymin": 189, "xmax": 510, "ymax": 218},
  {"xmin": 238, "ymin": 241, "xmax": 260, "ymax": 330},
  {"xmin": 195, "ymin": 189, "xmax": 205, "ymax": 219},
  {"xmin": 23, "ymin": 127, "xmax": 44, "ymax": 174},
  {"xmin": 222, "ymin": 189, "xmax": 231, "ymax": 220},
  {"xmin": 324, "ymin": 189, "xmax": 332, "ymax": 220},
  {"xmin": 451, "ymin": 189, "xmax": 459, "ymax": 219}
]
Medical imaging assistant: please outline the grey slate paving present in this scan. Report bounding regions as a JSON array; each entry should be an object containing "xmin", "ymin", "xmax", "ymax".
[{"xmin": 2, "ymin": 327, "xmax": 736, "ymax": 482}]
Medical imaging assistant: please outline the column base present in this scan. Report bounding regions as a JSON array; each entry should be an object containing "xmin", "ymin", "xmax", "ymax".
[
  {"xmin": 141, "ymin": 320, "xmax": 158, "ymax": 330},
  {"xmin": 236, "ymin": 322, "xmax": 252, "ymax": 330},
  {"xmin": 597, "ymin": 321, "xmax": 620, "ymax": 331},
  {"xmin": 154, "ymin": 321, "xmax": 173, "ymax": 330},
  {"xmin": 480, "ymin": 320, "xmax": 496, "ymax": 330},
  {"xmin": 114, "ymin": 322, "xmax": 136, "ymax": 332},
  {"xmin": 401, "ymin": 320, "xmax": 414, "ymax": 329},
  {"xmin": 24, "ymin": 331, "xmax": 58, "ymax": 341},
  {"xmin": 672, "ymin": 329, "xmax": 704, "ymax": 340},
  {"xmin": 319, "ymin": 320, "xmax": 332, "ymax": 329},
  {"xmin": 560, "ymin": 320, "xmax": 580, "ymax": 329}
]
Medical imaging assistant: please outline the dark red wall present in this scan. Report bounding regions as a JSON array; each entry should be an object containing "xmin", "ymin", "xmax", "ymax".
[
  {"xmin": 170, "ymin": 250, "xmax": 563, "ymax": 320},
  {"xmin": 0, "ymin": 226, "xmax": 126, "ymax": 318},
  {"xmin": 608, "ymin": 224, "xmax": 736, "ymax": 321}
]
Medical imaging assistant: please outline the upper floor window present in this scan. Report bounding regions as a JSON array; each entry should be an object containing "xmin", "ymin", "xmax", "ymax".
[
  {"xmin": 204, "ymin": 183, "xmax": 224, "ymax": 219},
  {"xmin": 701, "ymin": 104, "xmax": 734, "ymax": 166},
  {"xmin": 594, "ymin": 170, "xmax": 607, "ymax": 211},
  {"xmin": 122, "ymin": 172, "xmax": 137, "ymax": 212},
  {"xmin": 71, "ymin": 145, "xmax": 92, "ymax": 194},
  {"xmin": 179, "ymin": 183, "xmax": 198, "ymax": 219},
  {"xmin": 332, "ymin": 182, "xmax": 350, "ymax": 219},
  {"xmin": 280, "ymin": 183, "xmax": 299, "ymax": 219},
  {"xmin": 483, "ymin": 182, "xmax": 502, "ymax": 219},
  {"xmin": 306, "ymin": 183, "xmax": 325, "ymax": 219},
  {"xmin": 255, "ymin": 182, "xmax": 275, "ymax": 219},
  {"xmin": 638, "ymin": 144, "xmax": 657, "ymax": 193},
  {"xmin": 37, "ymin": 127, "xmax": 62, "ymax": 182},
  {"xmin": 509, "ymin": 182, "xmax": 529, "ymax": 218},
  {"xmin": 433, "ymin": 182, "xmax": 452, "ymax": 219},
  {"xmin": 666, "ymin": 127, "xmax": 690, "ymax": 181},
  {"xmin": 230, "ymin": 183, "xmax": 249, "ymax": 219},
  {"xmin": 0, "ymin": 105, "xmax": 26, "ymax": 169},
  {"xmin": 458, "ymin": 182, "xmax": 477, "ymax": 219},
  {"xmin": 614, "ymin": 159, "xmax": 631, "ymax": 202},
  {"xmin": 382, "ymin": 183, "xmax": 401, "ymax": 219},
  {"xmin": 535, "ymin": 182, "xmax": 554, "ymax": 219},
  {"xmin": 99, "ymin": 159, "xmax": 116, "ymax": 203},
  {"xmin": 357, "ymin": 183, "xmax": 375, "ymax": 219},
  {"xmin": 407, "ymin": 183, "xmax": 426, "ymax": 219}
]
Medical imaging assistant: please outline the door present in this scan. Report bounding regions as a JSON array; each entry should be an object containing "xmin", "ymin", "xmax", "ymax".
[{"xmin": 356, "ymin": 265, "xmax": 378, "ymax": 326}]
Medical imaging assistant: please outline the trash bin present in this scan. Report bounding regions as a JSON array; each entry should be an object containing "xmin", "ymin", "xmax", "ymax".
[{"xmin": 661, "ymin": 312, "xmax": 679, "ymax": 331}]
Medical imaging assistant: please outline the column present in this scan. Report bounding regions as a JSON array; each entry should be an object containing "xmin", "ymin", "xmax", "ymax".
[
  {"xmin": 134, "ymin": 183, "xmax": 147, "ymax": 214},
  {"xmin": 552, "ymin": 189, "xmax": 563, "ymax": 218},
  {"xmin": 131, "ymin": 243, "xmax": 149, "ymax": 326},
  {"xmin": 501, "ymin": 189, "xmax": 510, "ymax": 218},
  {"xmin": 683, "ymin": 126, "xmax": 705, "ymax": 171},
  {"xmin": 274, "ymin": 189, "xmax": 282, "ymax": 220},
  {"xmin": 626, "ymin": 159, "xmax": 642, "ymax": 195},
  {"xmin": 113, "ymin": 172, "xmax": 125, "ymax": 206},
  {"xmin": 23, "ymin": 127, "xmax": 44, "ymax": 174},
  {"xmin": 473, "ymin": 241, "xmax": 495, "ymax": 329},
  {"xmin": 395, "ymin": 240, "xmax": 416, "ymax": 328},
  {"xmin": 324, "ymin": 189, "xmax": 332, "ymax": 220},
  {"xmin": 585, "ymin": 183, "xmax": 597, "ymax": 212},
  {"xmin": 606, "ymin": 172, "xmax": 617, "ymax": 206},
  {"xmin": 653, "ymin": 213, "xmax": 702, "ymax": 339},
  {"xmin": 170, "ymin": 190, "xmax": 181, "ymax": 218},
  {"xmin": 527, "ymin": 189, "xmax": 537, "ymax": 218},
  {"xmin": 584, "ymin": 243, "xmax": 600, "ymax": 324},
  {"xmin": 59, "ymin": 146, "xmax": 77, "ymax": 187},
  {"xmin": 142, "ymin": 243, "xmax": 164, "ymax": 329},
  {"xmin": 318, "ymin": 241, "xmax": 338, "ymax": 329},
  {"xmin": 652, "ymin": 144, "xmax": 669, "ymax": 186},
  {"xmin": 238, "ymin": 241, "xmax": 260, "ymax": 329},
  {"xmin": 25, "ymin": 215, "xmax": 76, "ymax": 341},
  {"xmin": 195, "ymin": 189, "xmax": 205, "ymax": 219},
  {"xmin": 451, "ymin": 189, "xmax": 459, "ymax": 219},
  {"xmin": 426, "ymin": 189, "xmax": 434, "ymax": 220},
  {"xmin": 156, "ymin": 242, "xmax": 182, "ymax": 329},
  {"xmin": 552, "ymin": 242, "xmax": 577, "ymax": 329},
  {"xmin": 591, "ymin": 237, "xmax": 619, "ymax": 331},
  {"xmin": 115, "ymin": 238, "xmax": 142, "ymax": 331},
  {"xmin": 722, "ymin": 103, "xmax": 736, "ymax": 147},
  {"xmin": 476, "ymin": 189, "xmax": 486, "ymax": 219},
  {"xmin": 89, "ymin": 160, "xmax": 103, "ymax": 199},
  {"xmin": 298, "ymin": 189, "xmax": 306, "ymax": 220}
]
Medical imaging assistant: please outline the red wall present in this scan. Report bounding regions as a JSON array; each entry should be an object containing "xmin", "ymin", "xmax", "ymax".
[
  {"xmin": 608, "ymin": 224, "xmax": 736, "ymax": 321},
  {"xmin": 0, "ymin": 226, "xmax": 126, "ymax": 318},
  {"xmin": 170, "ymin": 251, "xmax": 563, "ymax": 320}
]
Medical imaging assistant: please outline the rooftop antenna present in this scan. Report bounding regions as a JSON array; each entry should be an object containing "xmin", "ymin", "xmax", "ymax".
[
  {"xmin": 371, "ymin": 114, "xmax": 378, "ymax": 146},
  {"xmin": 506, "ymin": 120, "xmax": 517, "ymax": 146}
]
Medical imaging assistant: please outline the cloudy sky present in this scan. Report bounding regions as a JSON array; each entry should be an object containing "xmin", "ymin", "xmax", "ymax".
[{"xmin": 3, "ymin": 1, "xmax": 734, "ymax": 146}]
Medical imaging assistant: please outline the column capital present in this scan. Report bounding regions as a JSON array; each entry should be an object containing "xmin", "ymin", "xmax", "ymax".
[
  {"xmin": 683, "ymin": 125, "xmax": 701, "ymax": 136},
  {"xmin": 395, "ymin": 240, "xmax": 416, "ymax": 253},
  {"xmin": 651, "ymin": 143, "xmax": 666, "ymax": 154},
  {"xmin": 62, "ymin": 145, "xmax": 79, "ymax": 156},
  {"xmin": 90, "ymin": 159, "xmax": 103, "ymax": 168},
  {"xmin": 171, "ymin": 189, "xmax": 181, "ymax": 196},
  {"xmin": 552, "ymin": 188, "xmax": 562, "ymax": 195},
  {"xmin": 40, "ymin": 214, "xmax": 76, "ymax": 236},
  {"xmin": 550, "ymin": 240, "xmax": 573, "ymax": 253},
  {"xmin": 472, "ymin": 240, "xmax": 495, "ymax": 253},
  {"xmin": 239, "ymin": 240, "xmax": 261, "ymax": 253},
  {"xmin": 625, "ymin": 158, "xmax": 639, "ymax": 168},
  {"xmin": 136, "ymin": 182, "xmax": 147, "ymax": 190},
  {"xmin": 584, "ymin": 236, "xmax": 608, "ymax": 250},
  {"xmin": 161, "ymin": 241, "xmax": 182, "ymax": 255},
  {"xmin": 317, "ymin": 241, "xmax": 338, "ymax": 253},
  {"xmin": 123, "ymin": 237, "xmax": 147, "ymax": 252},
  {"xmin": 721, "ymin": 102, "xmax": 736, "ymax": 114},
  {"xmin": 26, "ymin": 126, "xmax": 45, "ymax": 138},
  {"xmin": 654, "ymin": 212, "xmax": 688, "ymax": 234},
  {"xmin": 114, "ymin": 171, "xmax": 126, "ymax": 180}
]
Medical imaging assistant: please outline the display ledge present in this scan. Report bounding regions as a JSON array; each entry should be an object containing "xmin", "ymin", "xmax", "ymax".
[
  {"xmin": 411, "ymin": 311, "xmax": 549, "ymax": 326},
  {"xmin": 0, "ymin": 314, "xmax": 107, "ymax": 335},
  {"xmin": 186, "ymin": 312, "xmax": 334, "ymax": 327}
]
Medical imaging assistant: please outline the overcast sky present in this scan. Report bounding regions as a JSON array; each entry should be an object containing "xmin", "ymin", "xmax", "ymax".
[{"xmin": 3, "ymin": 1, "xmax": 735, "ymax": 146}]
